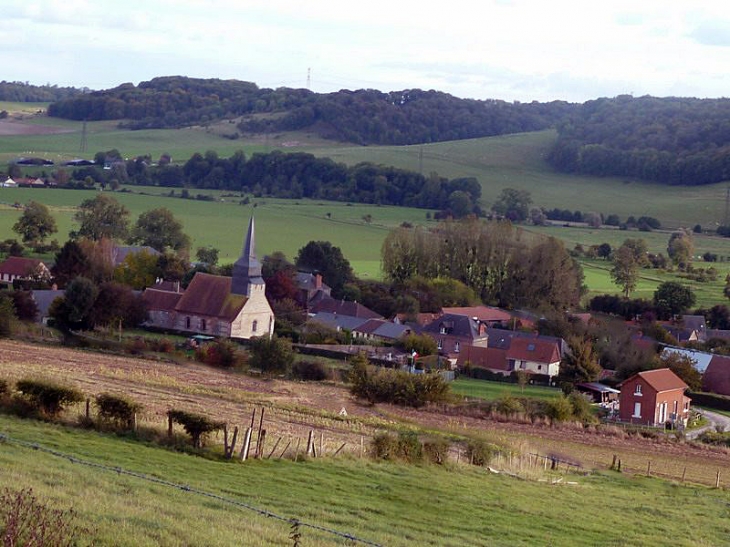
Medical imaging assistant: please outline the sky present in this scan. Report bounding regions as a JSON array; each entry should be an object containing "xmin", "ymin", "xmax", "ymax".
[{"xmin": 3, "ymin": 0, "xmax": 730, "ymax": 103}]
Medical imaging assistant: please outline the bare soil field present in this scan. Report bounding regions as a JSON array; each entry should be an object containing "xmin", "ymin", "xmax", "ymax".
[
  {"xmin": 1, "ymin": 339, "xmax": 729, "ymax": 486},
  {"xmin": 0, "ymin": 120, "xmax": 72, "ymax": 136}
]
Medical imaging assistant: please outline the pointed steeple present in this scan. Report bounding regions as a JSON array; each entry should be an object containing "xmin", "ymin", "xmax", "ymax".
[{"xmin": 231, "ymin": 217, "xmax": 263, "ymax": 296}]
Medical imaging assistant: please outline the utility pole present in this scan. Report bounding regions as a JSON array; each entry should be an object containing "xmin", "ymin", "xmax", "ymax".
[{"xmin": 79, "ymin": 120, "xmax": 87, "ymax": 152}]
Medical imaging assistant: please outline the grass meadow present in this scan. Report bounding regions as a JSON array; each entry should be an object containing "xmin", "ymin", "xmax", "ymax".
[
  {"xmin": 450, "ymin": 377, "xmax": 561, "ymax": 401},
  {"xmin": 2, "ymin": 412, "xmax": 730, "ymax": 546}
]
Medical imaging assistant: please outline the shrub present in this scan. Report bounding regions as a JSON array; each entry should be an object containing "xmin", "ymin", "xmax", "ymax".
[
  {"xmin": 0, "ymin": 378, "xmax": 7, "ymax": 396},
  {"xmin": 545, "ymin": 395, "xmax": 574, "ymax": 423},
  {"xmin": 95, "ymin": 393, "xmax": 142, "ymax": 429},
  {"xmin": 248, "ymin": 335, "xmax": 295, "ymax": 375},
  {"xmin": 495, "ymin": 395, "xmax": 525, "ymax": 416},
  {"xmin": 423, "ymin": 437, "xmax": 451, "ymax": 465},
  {"xmin": 465, "ymin": 439, "xmax": 496, "ymax": 466},
  {"xmin": 15, "ymin": 379, "xmax": 84, "ymax": 418},
  {"xmin": 291, "ymin": 360, "xmax": 328, "ymax": 381},
  {"xmin": 148, "ymin": 337, "xmax": 175, "ymax": 353},
  {"xmin": 196, "ymin": 339, "xmax": 240, "ymax": 368},
  {"xmin": 350, "ymin": 355, "xmax": 450, "ymax": 408},
  {"xmin": 568, "ymin": 392, "xmax": 594, "ymax": 422},
  {"xmin": 125, "ymin": 336, "xmax": 148, "ymax": 355},
  {"xmin": 0, "ymin": 487, "xmax": 90, "ymax": 546},
  {"xmin": 370, "ymin": 431, "xmax": 424, "ymax": 463},
  {"xmin": 167, "ymin": 409, "xmax": 225, "ymax": 448}
]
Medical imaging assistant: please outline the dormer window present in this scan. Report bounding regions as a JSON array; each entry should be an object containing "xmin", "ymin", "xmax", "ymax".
[
  {"xmin": 439, "ymin": 326, "xmax": 447, "ymax": 334},
  {"xmin": 634, "ymin": 384, "xmax": 642, "ymax": 396}
]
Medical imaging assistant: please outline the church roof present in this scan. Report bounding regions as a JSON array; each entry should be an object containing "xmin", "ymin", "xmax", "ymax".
[
  {"xmin": 232, "ymin": 217, "xmax": 263, "ymax": 295},
  {"xmin": 175, "ymin": 273, "xmax": 247, "ymax": 320}
]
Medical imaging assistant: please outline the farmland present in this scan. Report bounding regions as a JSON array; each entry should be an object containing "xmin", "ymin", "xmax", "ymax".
[{"xmin": 2, "ymin": 338, "xmax": 730, "ymax": 545}]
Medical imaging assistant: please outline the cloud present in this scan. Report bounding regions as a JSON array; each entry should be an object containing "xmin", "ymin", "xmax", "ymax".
[{"xmin": 689, "ymin": 20, "xmax": 730, "ymax": 47}]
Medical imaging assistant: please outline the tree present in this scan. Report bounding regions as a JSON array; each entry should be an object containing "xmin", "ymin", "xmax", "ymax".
[
  {"xmin": 295, "ymin": 241, "xmax": 354, "ymax": 298},
  {"xmin": 51, "ymin": 240, "xmax": 90, "ymax": 288},
  {"xmin": 12, "ymin": 201, "xmax": 57, "ymax": 245},
  {"xmin": 654, "ymin": 281, "xmax": 696, "ymax": 319},
  {"xmin": 596, "ymin": 243, "xmax": 612, "ymax": 260},
  {"xmin": 72, "ymin": 194, "xmax": 130, "ymax": 241},
  {"xmin": 0, "ymin": 294, "xmax": 15, "ymax": 337},
  {"xmin": 610, "ymin": 243, "xmax": 640, "ymax": 297},
  {"xmin": 559, "ymin": 335, "xmax": 602, "ymax": 384},
  {"xmin": 247, "ymin": 335, "xmax": 295, "ymax": 376},
  {"xmin": 89, "ymin": 281, "xmax": 147, "ymax": 328},
  {"xmin": 657, "ymin": 352, "xmax": 702, "ymax": 391},
  {"xmin": 491, "ymin": 188, "xmax": 532, "ymax": 222},
  {"xmin": 113, "ymin": 250, "xmax": 161, "ymax": 290},
  {"xmin": 130, "ymin": 207, "xmax": 190, "ymax": 253},
  {"xmin": 195, "ymin": 246, "xmax": 219, "ymax": 266},
  {"xmin": 667, "ymin": 229, "xmax": 694, "ymax": 269}
]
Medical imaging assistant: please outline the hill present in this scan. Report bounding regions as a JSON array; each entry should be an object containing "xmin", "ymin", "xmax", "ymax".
[{"xmin": 3, "ymin": 338, "xmax": 730, "ymax": 545}]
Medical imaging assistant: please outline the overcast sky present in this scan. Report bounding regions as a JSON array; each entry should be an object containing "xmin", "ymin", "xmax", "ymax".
[{"xmin": 3, "ymin": 0, "xmax": 730, "ymax": 103}]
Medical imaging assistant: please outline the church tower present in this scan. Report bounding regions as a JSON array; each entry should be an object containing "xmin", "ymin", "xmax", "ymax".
[{"xmin": 231, "ymin": 217, "xmax": 265, "ymax": 297}]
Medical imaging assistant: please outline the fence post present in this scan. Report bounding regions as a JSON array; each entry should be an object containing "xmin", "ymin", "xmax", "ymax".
[
  {"xmin": 240, "ymin": 427, "xmax": 252, "ymax": 461},
  {"xmin": 306, "ymin": 430, "xmax": 315, "ymax": 456},
  {"xmin": 681, "ymin": 466, "xmax": 687, "ymax": 483},
  {"xmin": 716, "ymin": 470, "xmax": 721, "ymax": 489},
  {"xmin": 647, "ymin": 461, "xmax": 651, "ymax": 476},
  {"xmin": 267, "ymin": 436, "xmax": 282, "ymax": 459},
  {"xmin": 85, "ymin": 398, "xmax": 90, "ymax": 420},
  {"xmin": 257, "ymin": 430, "xmax": 266, "ymax": 459}
]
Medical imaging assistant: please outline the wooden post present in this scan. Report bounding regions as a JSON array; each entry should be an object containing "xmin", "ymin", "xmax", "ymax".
[
  {"xmin": 250, "ymin": 407, "xmax": 257, "ymax": 430},
  {"xmin": 320, "ymin": 432, "xmax": 324, "ymax": 457},
  {"xmin": 681, "ymin": 466, "xmax": 687, "ymax": 483},
  {"xmin": 240, "ymin": 427, "xmax": 252, "ymax": 461},
  {"xmin": 279, "ymin": 439, "xmax": 292, "ymax": 459},
  {"xmin": 226, "ymin": 426, "xmax": 239, "ymax": 459},
  {"xmin": 132, "ymin": 412, "xmax": 137, "ymax": 432},
  {"xmin": 716, "ymin": 470, "xmax": 721, "ymax": 489},
  {"xmin": 168, "ymin": 414, "xmax": 173, "ymax": 438},
  {"xmin": 85, "ymin": 398, "xmax": 90, "ymax": 420},
  {"xmin": 647, "ymin": 461, "xmax": 651, "ymax": 476},
  {"xmin": 223, "ymin": 424, "xmax": 229, "ymax": 455},
  {"xmin": 267, "ymin": 436, "xmax": 282, "ymax": 459},
  {"xmin": 255, "ymin": 408, "xmax": 265, "ymax": 457},
  {"xmin": 306, "ymin": 430, "xmax": 315, "ymax": 456},
  {"xmin": 611, "ymin": 454, "xmax": 617, "ymax": 470},
  {"xmin": 543, "ymin": 456, "xmax": 547, "ymax": 471},
  {"xmin": 295, "ymin": 437, "xmax": 301, "ymax": 461},
  {"xmin": 333, "ymin": 443, "xmax": 347, "ymax": 457},
  {"xmin": 257, "ymin": 430, "xmax": 266, "ymax": 459},
  {"xmin": 360, "ymin": 436, "xmax": 364, "ymax": 458}
]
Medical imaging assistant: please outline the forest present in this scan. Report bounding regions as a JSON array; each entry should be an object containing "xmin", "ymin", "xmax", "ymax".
[
  {"xmin": 46, "ymin": 76, "xmax": 574, "ymax": 144},
  {"xmin": 0, "ymin": 81, "xmax": 83, "ymax": 102},
  {"xmin": 63, "ymin": 149, "xmax": 482, "ymax": 214},
  {"xmin": 547, "ymin": 95, "xmax": 730, "ymax": 185}
]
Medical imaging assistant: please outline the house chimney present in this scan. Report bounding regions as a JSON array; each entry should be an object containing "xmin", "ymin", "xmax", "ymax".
[{"xmin": 315, "ymin": 273, "xmax": 322, "ymax": 289}]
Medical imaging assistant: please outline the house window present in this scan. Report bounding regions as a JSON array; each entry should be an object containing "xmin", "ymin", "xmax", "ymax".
[
  {"xmin": 201, "ymin": 318, "xmax": 207, "ymax": 331},
  {"xmin": 633, "ymin": 402, "xmax": 642, "ymax": 418},
  {"xmin": 185, "ymin": 317, "xmax": 191, "ymax": 329},
  {"xmin": 252, "ymin": 320, "xmax": 258, "ymax": 333},
  {"xmin": 439, "ymin": 326, "xmax": 447, "ymax": 334},
  {"xmin": 455, "ymin": 341, "xmax": 460, "ymax": 353},
  {"xmin": 634, "ymin": 384, "xmax": 642, "ymax": 396},
  {"xmin": 538, "ymin": 365, "xmax": 542, "ymax": 371},
  {"xmin": 684, "ymin": 401, "xmax": 689, "ymax": 411},
  {"xmin": 437, "ymin": 339, "xmax": 443, "ymax": 350}
]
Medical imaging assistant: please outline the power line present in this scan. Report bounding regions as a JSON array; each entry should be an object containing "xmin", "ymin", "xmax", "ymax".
[{"xmin": 0, "ymin": 432, "xmax": 382, "ymax": 547}]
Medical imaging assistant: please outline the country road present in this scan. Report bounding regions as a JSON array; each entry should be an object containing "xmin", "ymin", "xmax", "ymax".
[{"xmin": 685, "ymin": 409, "xmax": 730, "ymax": 440}]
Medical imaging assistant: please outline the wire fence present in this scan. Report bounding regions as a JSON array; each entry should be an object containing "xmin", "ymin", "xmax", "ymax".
[{"xmin": 0, "ymin": 431, "xmax": 383, "ymax": 547}]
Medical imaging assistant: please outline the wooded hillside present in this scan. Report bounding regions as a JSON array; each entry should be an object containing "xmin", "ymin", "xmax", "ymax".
[{"xmin": 547, "ymin": 95, "xmax": 730, "ymax": 185}]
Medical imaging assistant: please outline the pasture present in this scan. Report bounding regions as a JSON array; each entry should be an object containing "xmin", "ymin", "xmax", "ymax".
[
  {"xmin": 3, "ymin": 336, "xmax": 730, "ymax": 545},
  {"xmin": 450, "ymin": 377, "xmax": 561, "ymax": 401}
]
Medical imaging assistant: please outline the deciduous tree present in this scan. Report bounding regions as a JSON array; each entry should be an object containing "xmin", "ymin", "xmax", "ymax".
[
  {"xmin": 72, "ymin": 194, "xmax": 130, "ymax": 241},
  {"xmin": 130, "ymin": 207, "xmax": 190, "ymax": 253},
  {"xmin": 12, "ymin": 201, "xmax": 57, "ymax": 245}
]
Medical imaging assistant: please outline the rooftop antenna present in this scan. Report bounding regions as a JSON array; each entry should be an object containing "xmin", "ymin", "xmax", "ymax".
[{"xmin": 79, "ymin": 120, "xmax": 87, "ymax": 153}]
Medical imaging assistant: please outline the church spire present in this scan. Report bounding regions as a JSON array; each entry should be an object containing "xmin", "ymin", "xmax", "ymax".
[{"xmin": 231, "ymin": 217, "xmax": 263, "ymax": 296}]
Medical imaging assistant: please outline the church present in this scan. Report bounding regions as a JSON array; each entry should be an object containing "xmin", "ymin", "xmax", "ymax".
[{"xmin": 142, "ymin": 217, "xmax": 275, "ymax": 339}]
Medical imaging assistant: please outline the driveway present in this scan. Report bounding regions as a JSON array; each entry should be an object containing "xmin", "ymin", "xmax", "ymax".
[{"xmin": 685, "ymin": 409, "xmax": 730, "ymax": 440}]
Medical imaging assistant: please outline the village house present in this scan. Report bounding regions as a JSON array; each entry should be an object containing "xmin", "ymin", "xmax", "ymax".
[
  {"xmin": 0, "ymin": 256, "xmax": 51, "ymax": 284},
  {"xmin": 455, "ymin": 336, "xmax": 562, "ymax": 380},
  {"xmin": 618, "ymin": 368, "xmax": 690, "ymax": 427},
  {"xmin": 701, "ymin": 354, "xmax": 730, "ymax": 396},
  {"xmin": 422, "ymin": 313, "xmax": 489, "ymax": 364},
  {"xmin": 142, "ymin": 217, "xmax": 274, "ymax": 339}
]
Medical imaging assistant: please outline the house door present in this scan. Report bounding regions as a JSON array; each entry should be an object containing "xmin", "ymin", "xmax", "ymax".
[{"xmin": 658, "ymin": 402, "xmax": 667, "ymax": 424}]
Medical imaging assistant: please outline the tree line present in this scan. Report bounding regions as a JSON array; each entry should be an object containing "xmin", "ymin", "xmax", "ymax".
[
  {"xmin": 0, "ymin": 81, "xmax": 84, "ymax": 102},
  {"xmin": 548, "ymin": 95, "xmax": 730, "ymax": 185},
  {"xmin": 60, "ymin": 149, "xmax": 482, "ymax": 213},
  {"xmin": 46, "ymin": 76, "xmax": 574, "ymax": 145}
]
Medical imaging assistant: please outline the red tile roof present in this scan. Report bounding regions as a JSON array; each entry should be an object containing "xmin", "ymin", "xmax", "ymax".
[
  {"xmin": 142, "ymin": 288, "xmax": 183, "ymax": 311},
  {"xmin": 507, "ymin": 338, "xmax": 560, "ymax": 364},
  {"xmin": 174, "ymin": 273, "xmax": 247, "ymax": 321},
  {"xmin": 626, "ymin": 368, "xmax": 688, "ymax": 392},
  {"xmin": 0, "ymin": 256, "xmax": 47, "ymax": 276},
  {"xmin": 456, "ymin": 346, "xmax": 509, "ymax": 372},
  {"xmin": 442, "ymin": 306, "xmax": 512, "ymax": 323}
]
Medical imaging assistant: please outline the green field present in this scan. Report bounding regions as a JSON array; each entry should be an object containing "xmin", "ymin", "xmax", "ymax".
[
  {"xmin": 451, "ymin": 377, "xmax": 561, "ymax": 401},
  {"xmin": 2, "ymin": 412, "xmax": 730, "ymax": 546}
]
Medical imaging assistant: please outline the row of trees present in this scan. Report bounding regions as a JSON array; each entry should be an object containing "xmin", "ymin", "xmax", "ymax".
[
  {"xmin": 381, "ymin": 219, "xmax": 584, "ymax": 311},
  {"xmin": 548, "ymin": 95, "xmax": 730, "ymax": 185},
  {"xmin": 47, "ymin": 76, "xmax": 575, "ymax": 145}
]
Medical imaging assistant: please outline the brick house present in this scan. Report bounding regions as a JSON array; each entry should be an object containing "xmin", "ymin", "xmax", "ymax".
[
  {"xmin": 618, "ymin": 368, "xmax": 690, "ymax": 427},
  {"xmin": 701, "ymin": 354, "xmax": 730, "ymax": 396},
  {"xmin": 0, "ymin": 257, "xmax": 51, "ymax": 284}
]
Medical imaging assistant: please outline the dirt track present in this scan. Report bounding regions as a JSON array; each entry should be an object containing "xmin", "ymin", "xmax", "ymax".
[{"xmin": 1, "ymin": 339, "xmax": 729, "ymax": 484}]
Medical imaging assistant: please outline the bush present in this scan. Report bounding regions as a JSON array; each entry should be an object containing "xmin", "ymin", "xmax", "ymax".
[
  {"xmin": 350, "ymin": 355, "xmax": 450, "ymax": 408},
  {"xmin": 196, "ymin": 339, "xmax": 240, "ymax": 368},
  {"xmin": 465, "ymin": 439, "xmax": 496, "ymax": 466},
  {"xmin": 370, "ymin": 431, "xmax": 424, "ymax": 463},
  {"xmin": 0, "ymin": 487, "xmax": 90, "ymax": 546},
  {"xmin": 148, "ymin": 337, "xmax": 175, "ymax": 353},
  {"xmin": 494, "ymin": 395, "xmax": 525, "ymax": 416},
  {"xmin": 291, "ymin": 360, "xmax": 328, "ymax": 381},
  {"xmin": 423, "ymin": 437, "xmax": 451, "ymax": 465},
  {"xmin": 568, "ymin": 392, "xmax": 594, "ymax": 422},
  {"xmin": 0, "ymin": 378, "xmax": 7, "ymax": 396},
  {"xmin": 167, "ymin": 409, "xmax": 225, "ymax": 449},
  {"xmin": 248, "ymin": 335, "xmax": 295, "ymax": 376},
  {"xmin": 95, "ymin": 393, "xmax": 142, "ymax": 429},
  {"xmin": 15, "ymin": 379, "xmax": 84, "ymax": 418},
  {"xmin": 545, "ymin": 395, "xmax": 574, "ymax": 423}
]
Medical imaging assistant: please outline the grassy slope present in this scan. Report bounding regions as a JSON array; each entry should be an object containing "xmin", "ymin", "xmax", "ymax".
[
  {"xmin": 2, "ymin": 413, "xmax": 729, "ymax": 547},
  {"xmin": 451, "ymin": 378, "xmax": 561, "ymax": 401}
]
